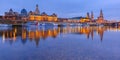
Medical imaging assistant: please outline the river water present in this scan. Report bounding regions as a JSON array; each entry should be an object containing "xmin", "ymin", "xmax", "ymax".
[{"xmin": 0, "ymin": 26, "xmax": 120, "ymax": 60}]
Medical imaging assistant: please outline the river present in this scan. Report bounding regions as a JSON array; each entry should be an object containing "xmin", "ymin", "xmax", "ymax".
[{"xmin": 0, "ymin": 26, "xmax": 120, "ymax": 60}]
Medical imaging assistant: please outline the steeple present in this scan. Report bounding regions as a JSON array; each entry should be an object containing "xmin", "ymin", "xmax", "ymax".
[
  {"xmin": 91, "ymin": 11, "xmax": 94, "ymax": 20},
  {"xmin": 97, "ymin": 9, "xmax": 104, "ymax": 23},
  {"xmin": 86, "ymin": 12, "xmax": 90, "ymax": 18},
  {"xmin": 99, "ymin": 9, "xmax": 104, "ymax": 20},
  {"xmin": 36, "ymin": 4, "xmax": 38, "ymax": 8},
  {"xmin": 100, "ymin": 9, "xmax": 103, "ymax": 18},
  {"xmin": 35, "ymin": 4, "xmax": 40, "ymax": 15}
]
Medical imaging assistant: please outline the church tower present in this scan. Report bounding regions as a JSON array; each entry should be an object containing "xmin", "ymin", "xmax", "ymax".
[
  {"xmin": 100, "ymin": 9, "xmax": 103, "ymax": 18},
  {"xmin": 91, "ymin": 11, "xmax": 94, "ymax": 20},
  {"xmin": 97, "ymin": 9, "xmax": 104, "ymax": 23},
  {"xmin": 86, "ymin": 12, "xmax": 90, "ymax": 19},
  {"xmin": 98, "ymin": 9, "xmax": 104, "ymax": 20},
  {"xmin": 34, "ymin": 4, "xmax": 40, "ymax": 15}
]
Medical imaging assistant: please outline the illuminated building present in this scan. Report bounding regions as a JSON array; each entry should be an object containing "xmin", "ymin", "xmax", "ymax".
[
  {"xmin": 80, "ymin": 12, "xmax": 91, "ymax": 23},
  {"xmin": 80, "ymin": 17, "xmax": 90, "ymax": 23},
  {"xmin": 29, "ymin": 4, "xmax": 58, "ymax": 22},
  {"xmin": 97, "ymin": 10, "xmax": 104, "ymax": 23},
  {"xmin": 4, "ymin": 9, "xmax": 19, "ymax": 20},
  {"xmin": 34, "ymin": 4, "xmax": 40, "ymax": 15}
]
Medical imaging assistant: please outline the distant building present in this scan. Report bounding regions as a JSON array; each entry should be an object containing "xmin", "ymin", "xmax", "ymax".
[
  {"xmin": 20, "ymin": 8, "xmax": 28, "ymax": 20},
  {"xmin": 66, "ymin": 17, "xmax": 82, "ymax": 23},
  {"xmin": 57, "ymin": 18, "xmax": 68, "ymax": 22},
  {"xmin": 80, "ymin": 17, "xmax": 90, "ymax": 23},
  {"xmin": 0, "ymin": 16, "xmax": 3, "ymax": 20},
  {"xmin": 91, "ymin": 11, "xmax": 94, "ymax": 21},
  {"xmin": 20, "ymin": 8, "xmax": 28, "ymax": 17},
  {"xmin": 86, "ymin": 12, "xmax": 90, "ymax": 19},
  {"xmin": 29, "ymin": 4, "xmax": 58, "ymax": 22},
  {"xmin": 34, "ymin": 4, "xmax": 40, "ymax": 15},
  {"xmin": 96, "ymin": 10, "xmax": 104, "ymax": 23},
  {"xmin": 80, "ymin": 13, "xmax": 91, "ymax": 23},
  {"xmin": 4, "ymin": 9, "xmax": 19, "ymax": 20}
]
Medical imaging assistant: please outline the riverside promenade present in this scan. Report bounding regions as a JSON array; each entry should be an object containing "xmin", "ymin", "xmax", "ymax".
[
  {"xmin": 0, "ymin": 19, "xmax": 120, "ymax": 27},
  {"xmin": 0, "ymin": 20, "xmax": 27, "ymax": 26}
]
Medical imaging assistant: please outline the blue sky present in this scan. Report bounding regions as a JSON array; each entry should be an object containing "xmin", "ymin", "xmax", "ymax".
[{"xmin": 0, "ymin": 0, "xmax": 120, "ymax": 20}]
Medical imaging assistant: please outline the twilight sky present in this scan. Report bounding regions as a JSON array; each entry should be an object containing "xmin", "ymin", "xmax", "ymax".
[{"xmin": 0, "ymin": 0, "xmax": 120, "ymax": 20}]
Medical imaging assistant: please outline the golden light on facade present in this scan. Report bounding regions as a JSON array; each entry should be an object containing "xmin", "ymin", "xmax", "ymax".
[
  {"xmin": 2, "ymin": 26, "xmax": 120, "ymax": 44},
  {"xmin": 13, "ymin": 32, "xmax": 16, "ymax": 41},
  {"xmin": 2, "ymin": 32, "xmax": 5, "ymax": 43},
  {"xmin": 29, "ymin": 15, "xmax": 58, "ymax": 22},
  {"xmin": 22, "ymin": 30, "xmax": 27, "ymax": 40}
]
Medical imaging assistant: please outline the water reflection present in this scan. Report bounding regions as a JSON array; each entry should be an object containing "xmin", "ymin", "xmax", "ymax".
[{"xmin": 1, "ymin": 26, "xmax": 120, "ymax": 46}]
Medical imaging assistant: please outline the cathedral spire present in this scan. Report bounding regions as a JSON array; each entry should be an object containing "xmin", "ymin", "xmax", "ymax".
[
  {"xmin": 99, "ymin": 9, "xmax": 104, "ymax": 20},
  {"xmin": 91, "ymin": 11, "xmax": 94, "ymax": 20},
  {"xmin": 100, "ymin": 9, "xmax": 103, "ymax": 18},
  {"xmin": 35, "ymin": 4, "xmax": 40, "ymax": 15},
  {"xmin": 97, "ymin": 9, "xmax": 104, "ymax": 23},
  {"xmin": 86, "ymin": 12, "xmax": 90, "ymax": 18}
]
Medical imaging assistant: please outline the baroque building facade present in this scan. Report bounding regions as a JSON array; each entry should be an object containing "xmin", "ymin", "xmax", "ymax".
[
  {"xmin": 80, "ymin": 12, "xmax": 91, "ymax": 23},
  {"xmin": 4, "ymin": 9, "xmax": 19, "ymax": 20},
  {"xmin": 29, "ymin": 4, "xmax": 58, "ymax": 22},
  {"xmin": 20, "ymin": 8, "xmax": 28, "ymax": 20}
]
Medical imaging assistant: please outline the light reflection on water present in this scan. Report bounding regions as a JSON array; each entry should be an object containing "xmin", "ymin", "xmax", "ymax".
[{"xmin": 0, "ymin": 26, "xmax": 120, "ymax": 60}]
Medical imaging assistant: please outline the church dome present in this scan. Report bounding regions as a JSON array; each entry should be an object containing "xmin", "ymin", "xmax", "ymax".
[
  {"xmin": 21, "ymin": 8, "xmax": 27, "ymax": 14},
  {"xmin": 41, "ymin": 12, "xmax": 47, "ymax": 16},
  {"xmin": 21, "ymin": 8, "xmax": 28, "ymax": 16},
  {"xmin": 52, "ymin": 13, "xmax": 57, "ymax": 17}
]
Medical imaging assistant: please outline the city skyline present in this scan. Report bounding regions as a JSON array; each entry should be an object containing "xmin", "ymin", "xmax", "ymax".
[{"xmin": 0, "ymin": 0, "xmax": 120, "ymax": 20}]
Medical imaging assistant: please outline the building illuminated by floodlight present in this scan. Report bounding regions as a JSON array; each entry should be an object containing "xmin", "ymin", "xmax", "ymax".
[
  {"xmin": 29, "ymin": 4, "xmax": 58, "ymax": 22},
  {"xmin": 96, "ymin": 10, "xmax": 105, "ymax": 23}
]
